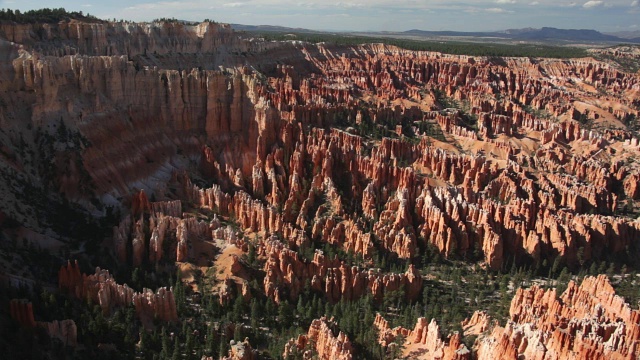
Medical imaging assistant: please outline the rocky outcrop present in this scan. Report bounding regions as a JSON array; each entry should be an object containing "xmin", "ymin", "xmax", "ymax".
[
  {"xmin": 261, "ymin": 236, "xmax": 422, "ymax": 303},
  {"xmin": 408, "ymin": 318, "xmax": 471, "ymax": 360},
  {"xmin": 624, "ymin": 172, "xmax": 640, "ymax": 200},
  {"xmin": 133, "ymin": 287, "xmax": 178, "ymax": 323},
  {"xmin": 476, "ymin": 275, "xmax": 640, "ymax": 360},
  {"xmin": 462, "ymin": 310, "xmax": 491, "ymax": 336},
  {"xmin": 221, "ymin": 338, "xmax": 258, "ymax": 360},
  {"xmin": 151, "ymin": 200, "xmax": 182, "ymax": 218},
  {"xmin": 113, "ymin": 209, "xmax": 214, "ymax": 265},
  {"xmin": 372, "ymin": 313, "xmax": 470, "ymax": 359},
  {"xmin": 131, "ymin": 190, "xmax": 151, "ymax": 217},
  {"xmin": 58, "ymin": 261, "xmax": 177, "ymax": 323},
  {"xmin": 9, "ymin": 299, "xmax": 36, "ymax": 328},
  {"xmin": 10, "ymin": 299, "xmax": 77, "ymax": 346},
  {"xmin": 283, "ymin": 317, "xmax": 353, "ymax": 360},
  {"xmin": 41, "ymin": 320, "xmax": 78, "ymax": 347},
  {"xmin": 373, "ymin": 313, "xmax": 412, "ymax": 346},
  {"xmin": 58, "ymin": 260, "xmax": 83, "ymax": 294}
]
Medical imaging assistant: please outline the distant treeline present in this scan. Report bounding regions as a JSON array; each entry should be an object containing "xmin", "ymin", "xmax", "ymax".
[
  {"xmin": 248, "ymin": 31, "xmax": 589, "ymax": 59},
  {"xmin": 0, "ymin": 8, "xmax": 100, "ymax": 24},
  {"xmin": 151, "ymin": 17, "xmax": 213, "ymax": 25}
]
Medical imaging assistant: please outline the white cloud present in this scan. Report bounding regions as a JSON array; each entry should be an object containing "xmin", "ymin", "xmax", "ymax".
[
  {"xmin": 631, "ymin": 0, "xmax": 639, "ymax": 6},
  {"xmin": 583, "ymin": 0, "xmax": 604, "ymax": 7},
  {"xmin": 485, "ymin": 7, "xmax": 514, "ymax": 12},
  {"xmin": 334, "ymin": 2, "xmax": 365, "ymax": 7},
  {"xmin": 529, "ymin": 1, "xmax": 539, "ymax": 4},
  {"xmin": 222, "ymin": 2, "xmax": 247, "ymax": 7},
  {"xmin": 495, "ymin": 0, "xmax": 516, "ymax": 3}
]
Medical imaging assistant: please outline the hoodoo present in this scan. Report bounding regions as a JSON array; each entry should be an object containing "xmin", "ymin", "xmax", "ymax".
[{"xmin": 1, "ymin": 8, "xmax": 640, "ymax": 359}]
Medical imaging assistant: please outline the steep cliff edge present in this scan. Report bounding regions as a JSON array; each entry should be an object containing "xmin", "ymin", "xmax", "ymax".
[{"xmin": 0, "ymin": 20, "xmax": 245, "ymax": 57}]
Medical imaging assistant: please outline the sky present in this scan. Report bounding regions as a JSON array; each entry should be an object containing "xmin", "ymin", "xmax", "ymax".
[{"xmin": 1, "ymin": 0, "xmax": 639, "ymax": 33}]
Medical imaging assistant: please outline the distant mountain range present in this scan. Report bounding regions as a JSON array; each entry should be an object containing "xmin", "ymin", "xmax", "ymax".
[
  {"xmin": 231, "ymin": 24, "xmax": 640, "ymax": 44},
  {"xmin": 230, "ymin": 24, "xmax": 321, "ymax": 33},
  {"xmin": 604, "ymin": 30, "xmax": 640, "ymax": 40},
  {"xmin": 403, "ymin": 27, "xmax": 640, "ymax": 43}
]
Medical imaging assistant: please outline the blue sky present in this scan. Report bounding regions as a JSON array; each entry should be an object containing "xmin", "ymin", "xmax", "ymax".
[{"xmin": 1, "ymin": 0, "xmax": 638, "ymax": 32}]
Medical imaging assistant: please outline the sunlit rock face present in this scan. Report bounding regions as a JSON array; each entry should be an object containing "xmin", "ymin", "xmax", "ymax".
[
  {"xmin": 283, "ymin": 317, "xmax": 354, "ymax": 360},
  {"xmin": 477, "ymin": 275, "xmax": 640, "ymax": 360},
  {"xmin": 2, "ymin": 19, "xmax": 639, "ymax": 272},
  {"xmin": 2, "ymin": 17, "xmax": 640, "ymax": 359}
]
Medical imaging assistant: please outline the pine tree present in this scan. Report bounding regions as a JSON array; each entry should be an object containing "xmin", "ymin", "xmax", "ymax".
[
  {"xmin": 297, "ymin": 297, "xmax": 306, "ymax": 324},
  {"xmin": 232, "ymin": 294, "xmax": 244, "ymax": 323},
  {"xmin": 234, "ymin": 324, "xmax": 243, "ymax": 342},
  {"xmin": 218, "ymin": 337, "xmax": 228, "ymax": 358},
  {"xmin": 161, "ymin": 327, "xmax": 170, "ymax": 359},
  {"xmin": 278, "ymin": 300, "xmax": 293, "ymax": 328},
  {"xmin": 250, "ymin": 299, "xmax": 260, "ymax": 330},
  {"xmin": 185, "ymin": 331, "xmax": 194, "ymax": 359},
  {"xmin": 207, "ymin": 325, "xmax": 218, "ymax": 354},
  {"xmin": 172, "ymin": 336, "xmax": 180, "ymax": 360}
]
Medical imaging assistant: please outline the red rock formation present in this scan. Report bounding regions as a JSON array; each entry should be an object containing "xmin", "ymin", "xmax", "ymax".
[
  {"xmin": 151, "ymin": 200, "xmax": 182, "ymax": 218},
  {"xmin": 0, "ymin": 20, "xmax": 248, "ymax": 57},
  {"xmin": 10, "ymin": 299, "xmax": 78, "ymax": 346},
  {"xmin": 373, "ymin": 188, "xmax": 417, "ymax": 259},
  {"xmin": 131, "ymin": 190, "xmax": 151, "ymax": 217},
  {"xmin": 58, "ymin": 260, "xmax": 83, "ymax": 294},
  {"xmin": 373, "ymin": 313, "xmax": 412, "ymax": 346},
  {"xmin": 1, "ymin": 17, "xmax": 638, "ymax": 271},
  {"xmin": 41, "ymin": 320, "xmax": 78, "ymax": 347},
  {"xmin": 283, "ymin": 317, "xmax": 353, "ymax": 360},
  {"xmin": 113, "ymin": 207, "xmax": 213, "ymax": 265},
  {"xmin": 132, "ymin": 217, "xmax": 146, "ymax": 266},
  {"xmin": 261, "ymin": 236, "xmax": 422, "ymax": 303},
  {"xmin": 133, "ymin": 287, "xmax": 178, "ymax": 322},
  {"xmin": 58, "ymin": 264, "xmax": 177, "ymax": 324},
  {"xmin": 176, "ymin": 220, "xmax": 188, "ymax": 262},
  {"xmin": 4, "ymin": 18, "xmax": 640, "ymax": 358},
  {"xmin": 624, "ymin": 172, "xmax": 640, "ymax": 199},
  {"xmin": 149, "ymin": 215, "xmax": 169, "ymax": 263},
  {"xmin": 462, "ymin": 310, "xmax": 491, "ymax": 336},
  {"xmin": 372, "ymin": 313, "xmax": 470, "ymax": 359},
  {"xmin": 9, "ymin": 299, "xmax": 36, "ymax": 328},
  {"xmin": 476, "ymin": 275, "xmax": 640, "ymax": 360},
  {"xmin": 219, "ymin": 277, "xmax": 236, "ymax": 305},
  {"xmin": 113, "ymin": 217, "xmax": 132, "ymax": 263}
]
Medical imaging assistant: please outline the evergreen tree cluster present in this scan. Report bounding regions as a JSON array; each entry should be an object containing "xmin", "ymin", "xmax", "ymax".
[
  {"xmin": 0, "ymin": 8, "xmax": 99, "ymax": 24},
  {"xmin": 247, "ymin": 31, "xmax": 589, "ymax": 59}
]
